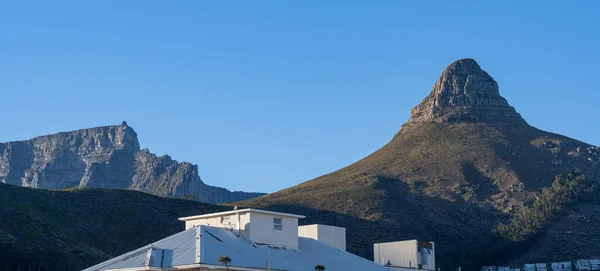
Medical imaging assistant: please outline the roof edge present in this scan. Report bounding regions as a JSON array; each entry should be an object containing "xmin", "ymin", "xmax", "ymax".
[
  {"xmin": 104, "ymin": 263, "xmax": 287, "ymax": 271},
  {"xmin": 299, "ymin": 224, "xmax": 346, "ymax": 230},
  {"xmin": 82, "ymin": 228, "xmax": 198, "ymax": 271},
  {"xmin": 178, "ymin": 208, "xmax": 306, "ymax": 221}
]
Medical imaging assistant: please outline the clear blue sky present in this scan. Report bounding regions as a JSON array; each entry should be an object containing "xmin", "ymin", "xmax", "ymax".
[{"xmin": 1, "ymin": 1, "xmax": 599, "ymax": 193}]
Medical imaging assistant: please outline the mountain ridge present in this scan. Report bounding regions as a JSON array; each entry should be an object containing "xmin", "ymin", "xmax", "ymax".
[{"xmin": 0, "ymin": 121, "xmax": 264, "ymax": 203}]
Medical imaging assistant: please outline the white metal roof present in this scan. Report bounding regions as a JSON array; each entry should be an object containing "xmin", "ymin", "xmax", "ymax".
[
  {"xmin": 82, "ymin": 228, "xmax": 198, "ymax": 271},
  {"xmin": 177, "ymin": 208, "xmax": 306, "ymax": 221},
  {"xmin": 83, "ymin": 225, "xmax": 391, "ymax": 271}
]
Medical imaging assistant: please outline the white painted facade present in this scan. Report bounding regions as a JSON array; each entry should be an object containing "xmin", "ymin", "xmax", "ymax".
[
  {"xmin": 178, "ymin": 208, "xmax": 304, "ymax": 249},
  {"xmin": 298, "ymin": 224, "xmax": 346, "ymax": 251},
  {"xmin": 246, "ymin": 211, "xmax": 299, "ymax": 249},
  {"xmin": 374, "ymin": 240, "xmax": 435, "ymax": 270}
]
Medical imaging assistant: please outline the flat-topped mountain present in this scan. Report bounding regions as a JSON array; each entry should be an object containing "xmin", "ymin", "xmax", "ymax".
[
  {"xmin": 0, "ymin": 122, "xmax": 263, "ymax": 203},
  {"xmin": 242, "ymin": 59, "xmax": 600, "ymax": 269}
]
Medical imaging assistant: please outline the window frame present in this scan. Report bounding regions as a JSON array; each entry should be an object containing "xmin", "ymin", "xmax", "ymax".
[{"xmin": 273, "ymin": 217, "xmax": 283, "ymax": 230}]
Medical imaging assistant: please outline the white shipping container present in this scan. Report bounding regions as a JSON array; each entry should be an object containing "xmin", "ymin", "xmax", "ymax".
[
  {"xmin": 576, "ymin": 260, "xmax": 592, "ymax": 270},
  {"xmin": 551, "ymin": 262, "xmax": 573, "ymax": 271},
  {"xmin": 374, "ymin": 240, "xmax": 435, "ymax": 270},
  {"xmin": 524, "ymin": 263, "xmax": 536, "ymax": 271}
]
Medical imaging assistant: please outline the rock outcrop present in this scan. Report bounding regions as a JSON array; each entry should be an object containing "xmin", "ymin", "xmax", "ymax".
[
  {"xmin": 0, "ymin": 121, "xmax": 263, "ymax": 203},
  {"xmin": 408, "ymin": 58, "xmax": 525, "ymax": 124}
]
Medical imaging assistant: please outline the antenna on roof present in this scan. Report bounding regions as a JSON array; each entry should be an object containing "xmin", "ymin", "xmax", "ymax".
[{"xmin": 234, "ymin": 206, "xmax": 238, "ymax": 210}]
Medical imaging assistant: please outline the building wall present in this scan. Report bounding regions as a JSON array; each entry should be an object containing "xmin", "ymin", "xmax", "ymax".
[
  {"xmin": 247, "ymin": 212, "xmax": 299, "ymax": 249},
  {"xmin": 374, "ymin": 240, "xmax": 418, "ymax": 269},
  {"xmin": 298, "ymin": 224, "xmax": 318, "ymax": 246},
  {"xmin": 298, "ymin": 224, "xmax": 346, "ymax": 251},
  {"xmin": 183, "ymin": 212, "xmax": 299, "ymax": 249},
  {"xmin": 316, "ymin": 224, "xmax": 346, "ymax": 251},
  {"xmin": 184, "ymin": 213, "xmax": 251, "ymax": 239}
]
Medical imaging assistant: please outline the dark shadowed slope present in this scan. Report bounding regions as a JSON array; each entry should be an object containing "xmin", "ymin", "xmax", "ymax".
[
  {"xmin": 0, "ymin": 183, "xmax": 229, "ymax": 271},
  {"xmin": 242, "ymin": 59, "xmax": 600, "ymax": 270}
]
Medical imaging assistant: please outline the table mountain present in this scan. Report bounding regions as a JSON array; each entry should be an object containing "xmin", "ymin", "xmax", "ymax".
[
  {"xmin": 242, "ymin": 58, "xmax": 600, "ymax": 270},
  {"xmin": 0, "ymin": 122, "xmax": 263, "ymax": 203}
]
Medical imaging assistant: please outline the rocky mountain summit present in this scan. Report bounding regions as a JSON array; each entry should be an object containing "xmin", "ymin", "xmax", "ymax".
[
  {"xmin": 408, "ymin": 58, "xmax": 524, "ymax": 124},
  {"xmin": 0, "ymin": 122, "xmax": 263, "ymax": 203}
]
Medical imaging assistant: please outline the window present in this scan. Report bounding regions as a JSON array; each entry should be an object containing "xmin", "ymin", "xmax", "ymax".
[{"xmin": 273, "ymin": 217, "xmax": 282, "ymax": 230}]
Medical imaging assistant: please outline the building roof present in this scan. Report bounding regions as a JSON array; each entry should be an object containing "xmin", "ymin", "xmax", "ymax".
[
  {"xmin": 177, "ymin": 208, "xmax": 306, "ymax": 221},
  {"xmin": 82, "ymin": 227, "xmax": 198, "ymax": 271},
  {"xmin": 83, "ymin": 225, "xmax": 390, "ymax": 271}
]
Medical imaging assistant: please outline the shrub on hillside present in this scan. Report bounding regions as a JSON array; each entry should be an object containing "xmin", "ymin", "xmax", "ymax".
[{"xmin": 496, "ymin": 170, "xmax": 598, "ymax": 242}]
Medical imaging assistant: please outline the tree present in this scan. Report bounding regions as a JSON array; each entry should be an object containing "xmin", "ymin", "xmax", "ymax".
[
  {"xmin": 315, "ymin": 264, "xmax": 326, "ymax": 271},
  {"xmin": 218, "ymin": 255, "xmax": 232, "ymax": 269}
]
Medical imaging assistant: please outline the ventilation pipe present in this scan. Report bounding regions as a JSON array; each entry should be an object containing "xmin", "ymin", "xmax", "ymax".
[{"xmin": 236, "ymin": 212, "xmax": 241, "ymax": 234}]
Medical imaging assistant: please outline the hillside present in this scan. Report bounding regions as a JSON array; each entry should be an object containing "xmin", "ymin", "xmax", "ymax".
[
  {"xmin": 0, "ymin": 122, "xmax": 264, "ymax": 203},
  {"xmin": 241, "ymin": 59, "xmax": 600, "ymax": 270},
  {"xmin": 0, "ymin": 183, "xmax": 229, "ymax": 271},
  {"xmin": 3, "ymin": 58, "xmax": 598, "ymax": 271}
]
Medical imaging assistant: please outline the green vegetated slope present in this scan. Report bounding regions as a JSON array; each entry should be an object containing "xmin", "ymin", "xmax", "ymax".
[
  {"xmin": 0, "ymin": 184, "xmax": 229, "ymax": 271},
  {"xmin": 241, "ymin": 122, "xmax": 599, "ymax": 270},
  {"xmin": 240, "ymin": 59, "xmax": 600, "ymax": 270}
]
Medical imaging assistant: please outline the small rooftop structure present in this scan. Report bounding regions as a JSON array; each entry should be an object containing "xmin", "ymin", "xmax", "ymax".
[
  {"xmin": 576, "ymin": 259, "xmax": 600, "ymax": 271},
  {"xmin": 84, "ymin": 208, "xmax": 389, "ymax": 271},
  {"xmin": 298, "ymin": 224, "xmax": 346, "ymax": 251},
  {"xmin": 551, "ymin": 262, "xmax": 573, "ymax": 271},
  {"xmin": 374, "ymin": 240, "xmax": 435, "ymax": 270}
]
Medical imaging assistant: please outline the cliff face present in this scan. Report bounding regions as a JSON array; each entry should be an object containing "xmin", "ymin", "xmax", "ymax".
[
  {"xmin": 0, "ymin": 121, "xmax": 263, "ymax": 203},
  {"xmin": 408, "ymin": 58, "xmax": 524, "ymax": 124}
]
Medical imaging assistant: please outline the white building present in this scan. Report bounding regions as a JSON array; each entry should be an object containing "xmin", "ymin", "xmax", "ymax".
[
  {"xmin": 83, "ymin": 208, "xmax": 391, "ymax": 271},
  {"xmin": 179, "ymin": 208, "xmax": 304, "ymax": 250},
  {"xmin": 374, "ymin": 240, "xmax": 436, "ymax": 271}
]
